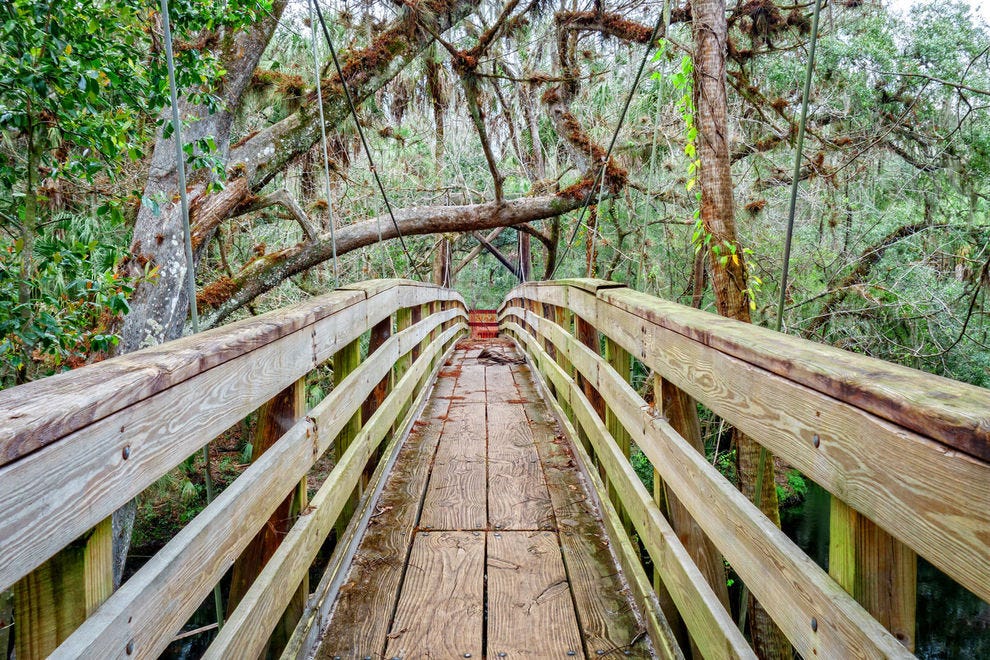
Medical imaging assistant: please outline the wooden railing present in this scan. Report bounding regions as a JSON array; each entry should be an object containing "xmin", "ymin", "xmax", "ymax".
[
  {"xmin": 0, "ymin": 279, "xmax": 467, "ymax": 659},
  {"xmin": 499, "ymin": 278, "xmax": 990, "ymax": 660}
]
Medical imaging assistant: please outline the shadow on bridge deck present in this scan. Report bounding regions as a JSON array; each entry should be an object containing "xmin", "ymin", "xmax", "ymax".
[{"xmin": 314, "ymin": 339, "xmax": 653, "ymax": 660}]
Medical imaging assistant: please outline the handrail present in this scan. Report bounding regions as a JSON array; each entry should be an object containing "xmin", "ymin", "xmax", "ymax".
[
  {"xmin": 500, "ymin": 279, "xmax": 990, "ymax": 659},
  {"xmin": 0, "ymin": 279, "xmax": 467, "ymax": 658}
]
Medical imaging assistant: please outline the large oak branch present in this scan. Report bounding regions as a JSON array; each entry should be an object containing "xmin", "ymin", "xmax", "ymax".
[{"xmin": 201, "ymin": 194, "xmax": 585, "ymax": 327}]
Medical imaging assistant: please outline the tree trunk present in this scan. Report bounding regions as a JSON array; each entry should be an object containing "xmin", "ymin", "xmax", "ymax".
[
  {"xmin": 17, "ymin": 119, "xmax": 41, "ymax": 386},
  {"xmin": 692, "ymin": 0, "xmax": 790, "ymax": 656}
]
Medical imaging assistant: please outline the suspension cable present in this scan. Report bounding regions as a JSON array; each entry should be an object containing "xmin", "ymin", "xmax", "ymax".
[
  {"xmin": 311, "ymin": 0, "xmax": 423, "ymax": 280},
  {"xmin": 309, "ymin": 0, "xmax": 339, "ymax": 287},
  {"xmin": 160, "ymin": 0, "xmax": 223, "ymax": 629},
  {"xmin": 550, "ymin": 12, "xmax": 667, "ymax": 279},
  {"xmin": 775, "ymin": 0, "xmax": 824, "ymax": 332}
]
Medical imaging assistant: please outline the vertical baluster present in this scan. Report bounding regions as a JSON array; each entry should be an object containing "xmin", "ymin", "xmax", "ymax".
[
  {"xmin": 333, "ymin": 338, "xmax": 362, "ymax": 539},
  {"xmin": 362, "ymin": 315, "xmax": 392, "ymax": 488},
  {"xmin": 830, "ymin": 500, "xmax": 916, "ymax": 650},
  {"xmin": 14, "ymin": 518, "xmax": 112, "ymax": 659},
  {"xmin": 228, "ymin": 377, "xmax": 308, "ymax": 655},
  {"xmin": 604, "ymin": 336, "xmax": 633, "ymax": 535}
]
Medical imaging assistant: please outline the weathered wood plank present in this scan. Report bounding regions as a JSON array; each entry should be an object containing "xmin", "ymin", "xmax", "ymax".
[
  {"xmin": 487, "ymin": 402, "xmax": 553, "ymax": 531},
  {"xmin": 420, "ymin": 402, "xmax": 488, "ymax": 530},
  {"xmin": 314, "ymin": 377, "xmax": 454, "ymax": 659},
  {"xmin": 830, "ymin": 499, "xmax": 916, "ymax": 650},
  {"xmin": 283, "ymin": 340, "xmax": 462, "ymax": 660},
  {"xmin": 487, "ymin": 531, "xmax": 585, "ymax": 659},
  {"xmin": 451, "ymin": 363, "xmax": 487, "ymax": 402},
  {"xmin": 508, "ymin": 302, "xmax": 990, "ymax": 605},
  {"xmin": 508, "ymin": 320, "xmax": 912, "ymax": 659},
  {"xmin": 14, "ymin": 518, "xmax": 112, "ymax": 660},
  {"xmin": 203, "ymin": 327, "xmax": 462, "ymax": 660},
  {"xmin": 509, "ymin": 326, "xmax": 752, "ymax": 660},
  {"xmin": 384, "ymin": 531, "xmax": 485, "ymax": 660},
  {"xmin": 48, "ymin": 323, "xmax": 463, "ymax": 660},
  {"xmin": 511, "ymin": 365, "xmax": 660, "ymax": 659},
  {"xmin": 0, "ymin": 298, "xmax": 463, "ymax": 595},
  {"xmin": 0, "ymin": 280, "xmax": 463, "ymax": 466},
  {"xmin": 485, "ymin": 365, "xmax": 518, "ymax": 395}
]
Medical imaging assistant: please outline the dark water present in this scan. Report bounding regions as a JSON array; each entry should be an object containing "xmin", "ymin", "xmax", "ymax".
[{"xmin": 780, "ymin": 482, "xmax": 990, "ymax": 659}]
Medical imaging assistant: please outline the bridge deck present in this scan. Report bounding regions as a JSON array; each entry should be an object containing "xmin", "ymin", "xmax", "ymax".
[{"xmin": 314, "ymin": 340, "xmax": 653, "ymax": 660}]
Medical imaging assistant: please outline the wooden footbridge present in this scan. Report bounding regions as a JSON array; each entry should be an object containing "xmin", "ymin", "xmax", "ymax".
[{"xmin": 2, "ymin": 279, "xmax": 988, "ymax": 659}]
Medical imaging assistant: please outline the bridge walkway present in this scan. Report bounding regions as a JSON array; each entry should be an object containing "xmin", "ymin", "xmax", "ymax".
[{"xmin": 314, "ymin": 339, "xmax": 652, "ymax": 660}]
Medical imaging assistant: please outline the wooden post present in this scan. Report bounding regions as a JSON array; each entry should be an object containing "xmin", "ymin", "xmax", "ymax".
[
  {"xmin": 228, "ymin": 377, "xmax": 307, "ymax": 656},
  {"xmin": 830, "ymin": 499, "xmax": 916, "ymax": 650},
  {"xmin": 574, "ymin": 315, "xmax": 605, "ymax": 472},
  {"xmin": 394, "ymin": 307, "xmax": 414, "ymax": 427},
  {"xmin": 333, "ymin": 338, "xmax": 362, "ymax": 539},
  {"xmin": 362, "ymin": 316, "xmax": 392, "ymax": 487},
  {"xmin": 552, "ymin": 305, "xmax": 574, "ymax": 422},
  {"xmin": 604, "ymin": 336, "xmax": 632, "ymax": 534},
  {"xmin": 13, "ymin": 518, "xmax": 112, "ymax": 659},
  {"xmin": 410, "ymin": 304, "xmax": 423, "ymax": 363}
]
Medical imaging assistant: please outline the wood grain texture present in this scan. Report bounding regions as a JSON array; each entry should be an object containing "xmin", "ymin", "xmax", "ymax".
[
  {"xmin": 452, "ymin": 363, "xmax": 487, "ymax": 402},
  {"xmin": 506, "ymin": 280, "xmax": 990, "ymax": 461},
  {"xmin": 508, "ymin": 301, "xmax": 990, "ymax": 606},
  {"xmin": 48, "ymin": 323, "xmax": 464, "ymax": 660},
  {"xmin": 510, "ymin": 327, "xmax": 752, "ymax": 660},
  {"xmin": 384, "ymin": 531, "xmax": 485, "ymax": 660},
  {"xmin": 0, "ymin": 302, "xmax": 463, "ymax": 595},
  {"xmin": 0, "ymin": 281, "xmax": 463, "ymax": 466},
  {"xmin": 511, "ymin": 365, "xmax": 660, "ymax": 659},
  {"xmin": 204, "ymin": 328, "xmax": 460, "ymax": 660},
  {"xmin": 315, "ymin": 369, "xmax": 455, "ymax": 659},
  {"xmin": 487, "ymin": 531, "xmax": 585, "ymax": 659},
  {"xmin": 830, "ymin": 499, "xmax": 916, "ymax": 651},
  {"xmin": 508, "ymin": 320, "xmax": 912, "ymax": 659},
  {"xmin": 14, "ymin": 518, "xmax": 112, "ymax": 660},
  {"xmin": 420, "ymin": 401, "xmax": 488, "ymax": 530},
  {"xmin": 487, "ymin": 402, "xmax": 553, "ymax": 531},
  {"xmin": 283, "ymin": 337, "xmax": 463, "ymax": 660}
]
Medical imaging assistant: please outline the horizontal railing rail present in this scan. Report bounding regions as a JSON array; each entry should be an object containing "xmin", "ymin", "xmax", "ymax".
[
  {"xmin": 500, "ymin": 278, "xmax": 990, "ymax": 660},
  {"xmin": 0, "ymin": 279, "xmax": 467, "ymax": 659}
]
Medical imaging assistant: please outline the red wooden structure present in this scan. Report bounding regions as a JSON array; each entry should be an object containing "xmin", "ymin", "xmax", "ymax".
[{"xmin": 468, "ymin": 309, "xmax": 499, "ymax": 339}]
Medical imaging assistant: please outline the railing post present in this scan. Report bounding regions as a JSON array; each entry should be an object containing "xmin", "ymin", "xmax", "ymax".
[
  {"xmin": 228, "ymin": 376, "xmax": 307, "ymax": 655},
  {"xmin": 552, "ymin": 304, "xmax": 574, "ymax": 422},
  {"xmin": 13, "ymin": 518, "xmax": 112, "ymax": 659},
  {"xmin": 363, "ymin": 315, "xmax": 392, "ymax": 488},
  {"xmin": 410, "ymin": 304, "xmax": 423, "ymax": 362},
  {"xmin": 574, "ymin": 315, "xmax": 605, "ymax": 473},
  {"xmin": 333, "ymin": 337, "xmax": 362, "ymax": 539},
  {"xmin": 829, "ymin": 499, "xmax": 916, "ymax": 650},
  {"xmin": 604, "ymin": 336, "xmax": 633, "ymax": 535},
  {"xmin": 394, "ymin": 307, "xmax": 414, "ymax": 427}
]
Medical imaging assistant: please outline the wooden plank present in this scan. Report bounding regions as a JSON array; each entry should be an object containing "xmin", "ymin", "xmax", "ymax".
[
  {"xmin": 314, "ymin": 382, "xmax": 454, "ymax": 659},
  {"xmin": 49, "ymin": 323, "xmax": 463, "ymax": 660},
  {"xmin": 487, "ymin": 403, "xmax": 553, "ymax": 531},
  {"xmin": 14, "ymin": 518, "xmax": 112, "ymax": 659},
  {"xmin": 598, "ymin": 287, "xmax": 990, "ymax": 461},
  {"xmin": 487, "ymin": 531, "xmax": 585, "ymax": 658},
  {"xmin": 511, "ymin": 365, "xmax": 660, "ymax": 659},
  {"xmin": 204, "ymin": 327, "xmax": 460, "ymax": 660},
  {"xmin": 485, "ymin": 364, "xmax": 518, "ymax": 395},
  {"xmin": 420, "ymin": 402, "xmax": 488, "ymax": 530},
  {"xmin": 0, "ymin": 289, "xmax": 363, "ymax": 465},
  {"xmin": 829, "ymin": 499, "xmax": 916, "ymax": 650},
  {"xmin": 513, "ymin": 302, "xmax": 990, "ymax": 605},
  {"xmin": 227, "ymin": 377, "xmax": 307, "ymax": 655},
  {"xmin": 510, "ymin": 321, "xmax": 911, "ymax": 659},
  {"xmin": 452, "ymin": 363, "xmax": 487, "ymax": 402},
  {"xmin": 384, "ymin": 531, "xmax": 484, "ymax": 660},
  {"xmin": 283, "ymin": 336, "xmax": 463, "ymax": 660},
  {"xmin": 511, "ymin": 328, "xmax": 752, "ymax": 660},
  {"xmin": 0, "ymin": 301, "xmax": 460, "ymax": 596},
  {"xmin": 0, "ymin": 280, "xmax": 462, "ymax": 466}
]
